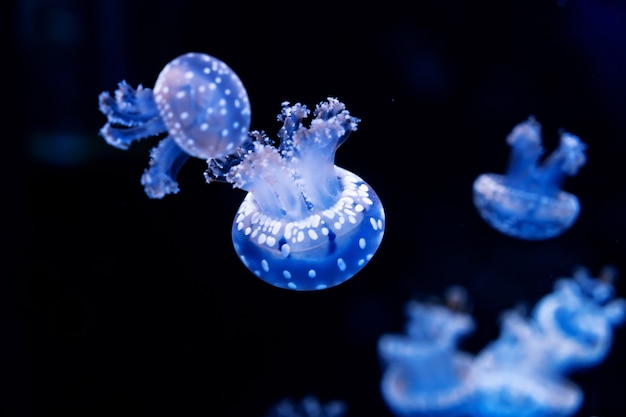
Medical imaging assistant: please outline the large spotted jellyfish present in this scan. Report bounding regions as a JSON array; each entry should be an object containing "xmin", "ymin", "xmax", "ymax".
[
  {"xmin": 205, "ymin": 98, "xmax": 385, "ymax": 291},
  {"xmin": 473, "ymin": 117, "xmax": 587, "ymax": 240},
  {"xmin": 98, "ymin": 52, "xmax": 251, "ymax": 198}
]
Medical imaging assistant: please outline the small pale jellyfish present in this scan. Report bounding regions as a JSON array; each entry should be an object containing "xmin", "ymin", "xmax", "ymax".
[
  {"xmin": 532, "ymin": 265, "xmax": 626, "ymax": 374},
  {"xmin": 379, "ymin": 268, "xmax": 624, "ymax": 417},
  {"xmin": 469, "ymin": 265, "xmax": 625, "ymax": 417},
  {"xmin": 205, "ymin": 99, "xmax": 385, "ymax": 291},
  {"xmin": 98, "ymin": 52, "xmax": 251, "ymax": 198},
  {"xmin": 470, "ymin": 308, "xmax": 584, "ymax": 417},
  {"xmin": 473, "ymin": 117, "xmax": 587, "ymax": 240},
  {"xmin": 377, "ymin": 287, "xmax": 476, "ymax": 416}
]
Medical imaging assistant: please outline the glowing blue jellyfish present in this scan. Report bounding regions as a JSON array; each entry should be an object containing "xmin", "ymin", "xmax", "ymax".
[
  {"xmin": 264, "ymin": 396, "xmax": 348, "ymax": 417},
  {"xmin": 98, "ymin": 52, "xmax": 251, "ymax": 198},
  {"xmin": 473, "ymin": 117, "xmax": 587, "ymax": 240},
  {"xmin": 98, "ymin": 53, "xmax": 384, "ymax": 291},
  {"xmin": 470, "ymin": 266, "xmax": 625, "ymax": 417},
  {"xmin": 378, "ymin": 268, "xmax": 625, "ymax": 417},
  {"xmin": 470, "ymin": 308, "xmax": 584, "ymax": 417},
  {"xmin": 531, "ymin": 265, "xmax": 626, "ymax": 374},
  {"xmin": 205, "ymin": 99, "xmax": 385, "ymax": 291},
  {"xmin": 377, "ymin": 286, "xmax": 476, "ymax": 417}
]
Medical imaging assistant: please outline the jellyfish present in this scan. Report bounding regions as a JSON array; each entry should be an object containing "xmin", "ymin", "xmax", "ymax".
[
  {"xmin": 205, "ymin": 99, "xmax": 385, "ymax": 291},
  {"xmin": 472, "ymin": 117, "xmax": 587, "ymax": 240},
  {"xmin": 531, "ymin": 265, "xmax": 626, "ymax": 374},
  {"xmin": 470, "ymin": 308, "xmax": 584, "ymax": 417},
  {"xmin": 377, "ymin": 287, "xmax": 477, "ymax": 416},
  {"xmin": 378, "ymin": 268, "xmax": 625, "ymax": 417},
  {"xmin": 98, "ymin": 52, "xmax": 251, "ymax": 198},
  {"xmin": 98, "ymin": 53, "xmax": 384, "ymax": 291},
  {"xmin": 469, "ymin": 267, "xmax": 625, "ymax": 417},
  {"xmin": 264, "ymin": 395, "xmax": 348, "ymax": 417}
]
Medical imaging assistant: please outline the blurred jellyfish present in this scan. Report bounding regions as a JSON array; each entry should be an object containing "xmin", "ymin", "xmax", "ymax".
[
  {"xmin": 264, "ymin": 395, "xmax": 349, "ymax": 417},
  {"xmin": 378, "ymin": 267, "xmax": 625, "ymax": 417},
  {"xmin": 377, "ymin": 286, "xmax": 476, "ymax": 416},
  {"xmin": 470, "ymin": 308, "xmax": 583, "ymax": 417},
  {"xmin": 532, "ymin": 265, "xmax": 626, "ymax": 373},
  {"xmin": 473, "ymin": 117, "xmax": 587, "ymax": 240}
]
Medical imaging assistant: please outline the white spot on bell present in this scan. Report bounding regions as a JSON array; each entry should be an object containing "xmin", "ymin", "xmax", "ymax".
[{"xmin": 337, "ymin": 258, "xmax": 346, "ymax": 271}]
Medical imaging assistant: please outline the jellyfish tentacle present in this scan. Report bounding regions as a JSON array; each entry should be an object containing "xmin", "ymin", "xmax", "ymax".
[
  {"xmin": 535, "ymin": 131, "xmax": 587, "ymax": 196},
  {"xmin": 98, "ymin": 81, "xmax": 162, "ymax": 126},
  {"xmin": 286, "ymin": 99, "xmax": 360, "ymax": 210},
  {"xmin": 99, "ymin": 120, "xmax": 168, "ymax": 150},
  {"xmin": 504, "ymin": 117, "xmax": 543, "ymax": 189},
  {"xmin": 140, "ymin": 137, "xmax": 191, "ymax": 199},
  {"xmin": 206, "ymin": 98, "xmax": 384, "ymax": 291},
  {"xmin": 98, "ymin": 81, "xmax": 167, "ymax": 149},
  {"xmin": 276, "ymin": 101, "xmax": 310, "ymax": 148}
]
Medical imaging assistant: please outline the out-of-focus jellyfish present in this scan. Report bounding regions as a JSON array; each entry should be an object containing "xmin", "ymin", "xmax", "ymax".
[
  {"xmin": 470, "ymin": 266, "xmax": 625, "ymax": 417},
  {"xmin": 473, "ymin": 117, "xmax": 587, "ymax": 240},
  {"xmin": 470, "ymin": 308, "xmax": 583, "ymax": 417},
  {"xmin": 264, "ymin": 395, "xmax": 348, "ymax": 417},
  {"xmin": 98, "ymin": 53, "xmax": 385, "ymax": 291},
  {"xmin": 532, "ymin": 265, "xmax": 626, "ymax": 374},
  {"xmin": 205, "ymin": 99, "xmax": 385, "ymax": 290},
  {"xmin": 378, "ymin": 267, "xmax": 625, "ymax": 417},
  {"xmin": 98, "ymin": 52, "xmax": 251, "ymax": 198},
  {"xmin": 377, "ymin": 286, "xmax": 476, "ymax": 416}
]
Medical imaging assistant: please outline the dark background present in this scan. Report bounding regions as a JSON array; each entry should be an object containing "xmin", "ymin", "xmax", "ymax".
[{"xmin": 6, "ymin": 0, "xmax": 626, "ymax": 416}]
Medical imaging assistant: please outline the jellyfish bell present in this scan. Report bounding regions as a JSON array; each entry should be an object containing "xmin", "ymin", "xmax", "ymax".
[
  {"xmin": 473, "ymin": 117, "xmax": 586, "ymax": 240},
  {"xmin": 153, "ymin": 52, "xmax": 251, "ymax": 159},
  {"xmin": 473, "ymin": 172, "xmax": 581, "ymax": 240},
  {"xmin": 231, "ymin": 166, "xmax": 385, "ymax": 291}
]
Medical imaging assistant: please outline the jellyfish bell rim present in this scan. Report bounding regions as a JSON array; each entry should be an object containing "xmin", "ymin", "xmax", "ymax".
[
  {"xmin": 471, "ymin": 367, "xmax": 583, "ymax": 417},
  {"xmin": 472, "ymin": 173, "xmax": 580, "ymax": 240},
  {"xmin": 230, "ymin": 166, "xmax": 386, "ymax": 291},
  {"xmin": 380, "ymin": 353, "xmax": 475, "ymax": 415}
]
